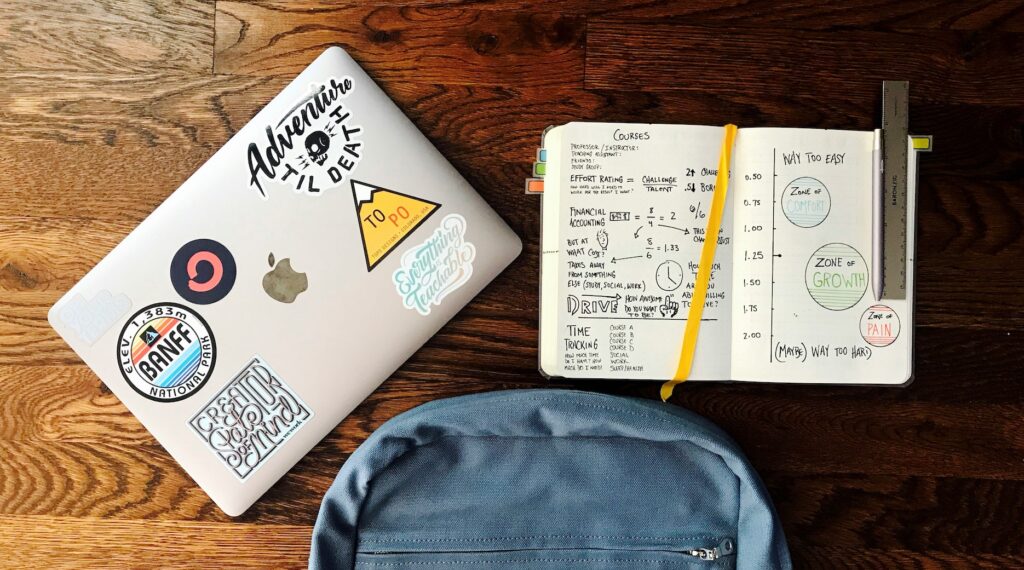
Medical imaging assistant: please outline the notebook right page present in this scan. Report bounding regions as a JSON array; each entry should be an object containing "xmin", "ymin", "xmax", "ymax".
[{"xmin": 730, "ymin": 128, "xmax": 914, "ymax": 384}]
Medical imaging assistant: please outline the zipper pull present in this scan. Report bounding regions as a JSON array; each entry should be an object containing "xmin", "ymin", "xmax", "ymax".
[{"xmin": 685, "ymin": 538, "xmax": 735, "ymax": 561}]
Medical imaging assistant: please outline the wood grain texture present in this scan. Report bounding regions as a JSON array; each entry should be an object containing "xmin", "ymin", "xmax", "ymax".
[
  {"xmin": 0, "ymin": 0, "xmax": 1022, "ymax": 567},
  {"xmin": 585, "ymin": 21, "xmax": 1024, "ymax": 106},
  {"xmin": 0, "ymin": 515, "xmax": 309, "ymax": 568},
  {"xmin": 211, "ymin": 0, "xmax": 1024, "ymax": 32},
  {"xmin": 0, "ymin": 72, "xmax": 273, "ymax": 147},
  {"xmin": 791, "ymin": 547, "xmax": 1024, "ymax": 569},
  {"xmin": 768, "ymin": 474, "xmax": 1024, "ymax": 552},
  {"xmin": 0, "ymin": 1, "xmax": 214, "ymax": 74},
  {"xmin": 213, "ymin": 2, "xmax": 585, "ymax": 85},
  {"xmin": 581, "ymin": 0, "xmax": 1024, "ymax": 31}
]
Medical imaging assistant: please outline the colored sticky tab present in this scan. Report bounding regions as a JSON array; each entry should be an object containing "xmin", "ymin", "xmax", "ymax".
[
  {"xmin": 534, "ymin": 162, "xmax": 547, "ymax": 176},
  {"xmin": 538, "ymin": 148, "xmax": 547, "ymax": 162},
  {"xmin": 660, "ymin": 124, "xmax": 739, "ymax": 401},
  {"xmin": 525, "ymin": 178, "xmax": 544, "ymax": 194},
  {"xmin": 912, "ymin": 135, "xmax": 933, "ymax": 152},
  {"xmin": 351, "ymin": 180, "xmax": 440, "ymax": 271}
]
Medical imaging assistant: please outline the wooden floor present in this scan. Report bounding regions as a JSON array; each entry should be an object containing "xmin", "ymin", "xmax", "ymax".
[{"xmin": 1, "ymin": 0, "xmax": 1022, "ymax": 568}]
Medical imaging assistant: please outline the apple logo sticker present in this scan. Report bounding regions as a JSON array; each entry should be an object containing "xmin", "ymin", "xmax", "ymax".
[{"xmin": 262, "ymin": 253, "xmax": 308, "ymax": 303}]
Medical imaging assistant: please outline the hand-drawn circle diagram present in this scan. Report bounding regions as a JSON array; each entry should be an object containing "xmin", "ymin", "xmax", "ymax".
[
  {"xmin": 655, "ymin": 260, "xmax": 684, "ymax": 292},
  {"xmin": 859, "ymin": 304, "xmax": 901, "ymax": 347},
  {"xmin": 804, "ymin": 243, "xmax": 868, "ymax": 311},
  {"xmin": 781, "ymin": 177, "xmax": 831, "ymax": 228}
]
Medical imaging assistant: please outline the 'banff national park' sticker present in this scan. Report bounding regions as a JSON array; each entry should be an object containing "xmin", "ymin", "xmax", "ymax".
[
  {"xmin": 189, "ymin": 356, "xmax": 313, "ymax": 480},
  {"xmin": 117, "ymin": 303, "xmax": 216, "ymax": 402}
]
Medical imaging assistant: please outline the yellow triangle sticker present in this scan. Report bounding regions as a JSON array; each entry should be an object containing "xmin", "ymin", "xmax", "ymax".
[{"xmin": 352, "ymin": 180, "xmax": 440, "ymax": 271}]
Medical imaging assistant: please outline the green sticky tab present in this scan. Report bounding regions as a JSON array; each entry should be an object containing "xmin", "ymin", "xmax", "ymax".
[{"xmin": 534, "ymin": 162, "xmax": 546, "ymax": 176}]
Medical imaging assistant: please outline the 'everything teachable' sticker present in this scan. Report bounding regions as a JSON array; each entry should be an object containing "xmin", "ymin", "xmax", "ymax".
[{"xmin": 392, "ymin": 214, "xmax": 476, "ymax": 316}]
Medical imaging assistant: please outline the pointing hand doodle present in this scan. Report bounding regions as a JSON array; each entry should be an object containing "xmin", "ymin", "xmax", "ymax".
[
  {"xmin": 660, "ymin": 294, "xmax": 679, "ymax": 318},
  {"xmin": 596, "ymin": 229, "xmax": 609, "ymax": 251}
]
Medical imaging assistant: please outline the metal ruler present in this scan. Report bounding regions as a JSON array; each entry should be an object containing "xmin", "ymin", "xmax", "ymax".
[{"xmin": 881, "ymin": 81, "xmax": 909, "ymax": 299}]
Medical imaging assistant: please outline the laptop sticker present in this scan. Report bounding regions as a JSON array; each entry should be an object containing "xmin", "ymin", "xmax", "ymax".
[
  {"xmin": 188, "ymin": 355, "xmax": 313, "ymax": 480},
  {"xmin": 56, "ymin": 290, "xmax": 132, "ymax": 346},
  {"xmin": 117, "ymin": 302, "xmax": 216, "ymax": 402},
  {"xmin": 352, "ymin": 179, "xmax": 440, "ymax": 271},
  {"xmin": 246, "ymin": 76, "xmax": 364, "ymax": 198},
  {"xmin": 392, "ymin": 214, "xmax": 476, "ymax": 316},
  {"xmin": 170, "ymin": 239, "xmax": 237, "ymax": 305},
  {"xmin": 261, "ymin": 252, "xmax": 308, "ymax": 303}
]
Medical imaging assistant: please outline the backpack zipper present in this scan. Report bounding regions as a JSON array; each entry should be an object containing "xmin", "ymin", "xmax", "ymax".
[
  {"xmin": 684, "ymin": 538, "xmax": 735, "ymax": 561},
  {"xmin": 361, "ymin": 536, "xmax": 737, "ymax": 561}
]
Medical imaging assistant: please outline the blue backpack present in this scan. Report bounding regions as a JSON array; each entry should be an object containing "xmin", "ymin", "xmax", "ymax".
[{"xmin": 310, "ymin": 389, "xmax": 792, "ymax": 569}]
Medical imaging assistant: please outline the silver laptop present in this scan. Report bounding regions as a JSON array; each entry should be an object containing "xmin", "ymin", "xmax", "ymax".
[{"xmin": 48, "ymin": 47, "xmax": 521, "ymax": 516}]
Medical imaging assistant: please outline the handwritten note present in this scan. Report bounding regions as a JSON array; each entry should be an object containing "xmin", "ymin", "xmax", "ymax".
[
  {"xmin": 543, "ymin": 123, "xmax": 734, "ymax": 380},
  {"xmin": 540, "ymin": 123, "xmax": 915, "ymax": 384},
  {"xmin": 728, "ymin": 128, "xmax": 914, "ymax": 383}
]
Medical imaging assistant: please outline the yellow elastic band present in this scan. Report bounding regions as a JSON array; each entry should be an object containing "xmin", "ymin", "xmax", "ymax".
[{"xmin": 661, "ymin": 124, "xmax": 738, "ymax": 401}]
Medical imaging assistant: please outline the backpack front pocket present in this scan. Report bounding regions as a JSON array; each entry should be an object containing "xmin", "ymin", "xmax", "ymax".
[{"xmin": 355, "ymin": 535, "xmax": 736, "ymax": 569}]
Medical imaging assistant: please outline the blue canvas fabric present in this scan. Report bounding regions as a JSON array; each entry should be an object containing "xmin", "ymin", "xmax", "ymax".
[{"xmin": 310, "ymin": 389, "xmax": 792, "ymax": 569}]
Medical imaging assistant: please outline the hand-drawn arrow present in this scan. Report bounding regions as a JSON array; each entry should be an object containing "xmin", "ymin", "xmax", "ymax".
[
  {"xmin": 582, "ymin": 293, "xmax": 622, "ymax": 301},
  {"xmin": 611, "ymin": 255, "xmax": 643, "ymax": 263}
]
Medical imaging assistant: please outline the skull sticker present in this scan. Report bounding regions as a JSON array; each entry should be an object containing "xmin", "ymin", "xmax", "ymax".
[{"xmin": 305, "ymin": 130, "xmax": 331, "ymax": 166}]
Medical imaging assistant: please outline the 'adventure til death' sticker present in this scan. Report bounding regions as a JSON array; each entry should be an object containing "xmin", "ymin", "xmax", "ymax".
[
  {"xmin": 246, "ymin": 76, "xmax": 363, "ymax": 198},
  {"xmin": 353, "ymin": 179, "xmax": 439, "ymax": 271},
  {"xmin": 189, "ymin": 355, "xmax": 313, "ymax": 480},
  {"xmin": 392, "ymin": 214, "xmax": 476, "ymax": 316}
]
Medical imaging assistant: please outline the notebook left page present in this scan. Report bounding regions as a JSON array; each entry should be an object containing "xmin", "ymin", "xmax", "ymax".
[{"xmin": 539, "ymin": 122, "xmax": 734, "ymax": 380}]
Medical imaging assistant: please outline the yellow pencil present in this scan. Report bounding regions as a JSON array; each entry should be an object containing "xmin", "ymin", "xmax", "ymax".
[{"xmin": 661, "ymin": 124, "xmax": 739, "ymax": 401}]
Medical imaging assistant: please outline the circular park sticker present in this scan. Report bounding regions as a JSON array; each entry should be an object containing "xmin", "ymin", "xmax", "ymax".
[
  {"xmin": 782, "ymin": 177, "xmax": 831, "ymax": 228},
  {"xmin": 117, "ymin": 302, "xmax": 216, "ymax": 402},
  {"xmin": 860, "ymin": 304, "xmax": 901, "ymax": 347},
  {"xmin": 805, "ymin": 243, "xmax": 868, "ymax": 311}
]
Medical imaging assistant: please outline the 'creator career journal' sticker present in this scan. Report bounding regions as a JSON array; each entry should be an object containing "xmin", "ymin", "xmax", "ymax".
[
  {"xmin": 392, "ymin": 214, "xmax": 476, "ymax": 316},
  {"xmin": 170, "ymin": 239, "xmax": 237, "ymax": 305},
  {"xmin": 246, "ymin": 76, "xmax": 364, "ymax": 198},
  {"xmin": 189, "ymin": 356, "xmax": 313, "ymax": 480},
  {"xmin": 117, "ymin": 303, "xmax": 216, "ymax": 402}
]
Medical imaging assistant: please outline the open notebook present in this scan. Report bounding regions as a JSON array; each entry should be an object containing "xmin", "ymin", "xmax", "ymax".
[{"xmin": 539, "ymin": 123, "xmax": 917, "ymax": 384}]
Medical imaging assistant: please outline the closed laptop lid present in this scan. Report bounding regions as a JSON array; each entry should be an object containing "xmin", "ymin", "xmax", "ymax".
[{"xmin": 48, "ymin": 47, "xmax": 521, "ymax": 516}]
